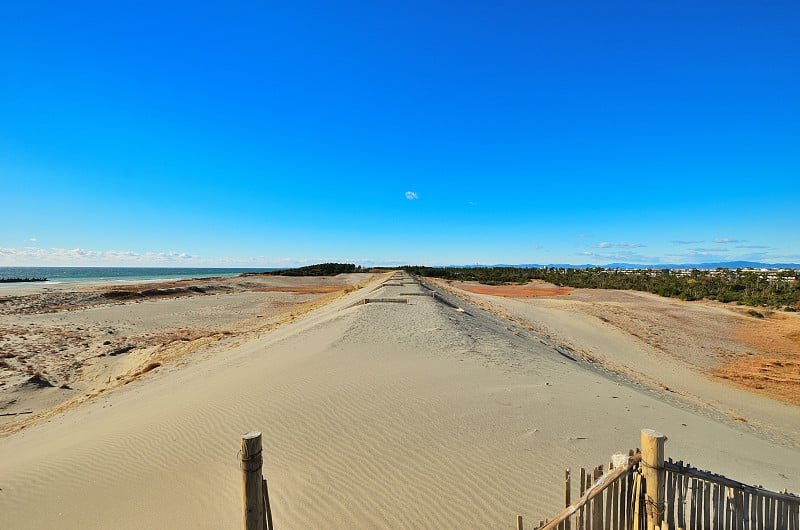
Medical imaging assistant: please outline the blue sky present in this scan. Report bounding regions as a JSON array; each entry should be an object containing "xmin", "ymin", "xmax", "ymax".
[{"xmin": 1, "ymin": 1, "xmax": 798, "ymax": 267}]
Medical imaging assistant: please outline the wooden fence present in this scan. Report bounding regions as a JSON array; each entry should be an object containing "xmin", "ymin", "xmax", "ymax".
[
  {"xmin": 663, "ymin": 460, "xmax": 800, "ymax": 530},
  {"xmin": 527, "ymin": 450, "xmax": 644, "ymax": 530},
  {"xmin": 521, "ymin": 429, "xmax": 799, "ymax": 530},
  {"xmin": 237, "ymin": 429, "xmax": 798, "ymax": 530}
]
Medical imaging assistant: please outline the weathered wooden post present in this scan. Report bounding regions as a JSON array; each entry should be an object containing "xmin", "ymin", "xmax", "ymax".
[
  {"xmin": 641, "ymin": 429, "xmax": 667, "ymax": 530},
  {"xmin": 241, "ymin": 432, "xmax": 265, "ymax": 530}
]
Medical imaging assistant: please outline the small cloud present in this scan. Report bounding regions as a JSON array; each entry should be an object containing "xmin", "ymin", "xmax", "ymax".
[
  {"xmin": 576, "ymin": 249, "xmax": 658, "ymax": 263},
  {"xmin": 595, "ymin": 242, "xmax": 644, "ymax": 249},
  {"xmin": 736, "ymin": 245, "xmax": 769, "ymax": 249},
  {"xmin": 672, "ymin": 240, "xmax": 702, "ymax": 245},
  {"xmin": 28, "ymin": 237, "xmax": 37, "ymax": 242},
  {"xmin": 713, "ymin": 238, "xmax": 740, "ymax": 244},
  {"xmin": 405, "ymin": 191, "xmax": 419, "ymax": 200},
  {"xmin": 688, "ymin": 247, "xmax": 729, "ymax": 255}
]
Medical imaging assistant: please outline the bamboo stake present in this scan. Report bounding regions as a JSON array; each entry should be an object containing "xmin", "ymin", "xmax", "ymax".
[
  {"xmin": 690, "ymin": 478, "xmax": 697, "ymax": 530},
  {"xmin": 594, "ymin": 466, "xmax": 604, "ymax": 530},
  {"xmin": 633, "ymin": 471, "xmax": 644, "ymax": 530},
  {"xmin": 517, "ymin": 514, "xmax": 524, "ymax": 530},
  {"xmin": 680, "ymin": 471, "xmax": 686, "ymax": 530},
  {"xmin": 606, "ymin": 476, "xmax": 613, "ymax": 530},
  {"xmin": 626, "ymin": 454, "xmax": 635, "ymax": 530},
  {"xmin": 743, "ymin": 491, "xmax": 751, "ymax": 530},
  {"xmin": 755, "ymin": 493, "xmax": 763, "ymax": 530},
  {"xmin": 241, "ymin": 432, "xmax": 264, "ymax": 530},
  {"xmin": 766, "ymin": 492, "xmax": 778, "ymax": 528},
  {"xmin": 665, "ymin": 469, "xmax": 674, "ymax": 530},
  {"xmin": 262, "ymin": 477, "xmax": 273, "ymax": 530},
  {"xmin": 565, "ymin": 469, "xmax": 572, "ymax": 530},
  {"xmin": 579, "ymin": 468, "xmax": 586, "ymax": 530},
  {"xmin": 703, "ymin": 478, "xmax": 712, "ymax": 530},
  {"xmin": 735, "ymin": 490, "xmax": 745, "ymax": 530},
  {"xmin": 726, "ymin": 488, "xmax": 733, "ymax": 530},
  {"xmin": 614, "ymin": 473, "xmax": 622, "ymax": 530}
]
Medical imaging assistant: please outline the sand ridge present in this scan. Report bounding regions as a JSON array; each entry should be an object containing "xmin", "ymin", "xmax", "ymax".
[
  {"xmin": 438, "ymin": 280, "xmax": 800, "ymax": 406},
  {"xmin": 432, "ymin": 279, "xmax": 800, "ymax": 441}
]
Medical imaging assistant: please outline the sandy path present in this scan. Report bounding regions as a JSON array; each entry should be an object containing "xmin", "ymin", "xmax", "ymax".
[{"xmin": 1, "ymin": 273, "xmax": 798, "ymax": 529}]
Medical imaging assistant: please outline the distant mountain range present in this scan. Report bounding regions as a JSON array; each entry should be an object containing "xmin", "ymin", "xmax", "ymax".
[{"xmin": 446, "ymin": 261, "xmax": 800, "ymax": 270}]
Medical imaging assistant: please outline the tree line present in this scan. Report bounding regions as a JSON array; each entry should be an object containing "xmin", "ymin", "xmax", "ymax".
[
  {"xmin": 400, "ymin": 266, "xmax": 800, "ymax": 310},
  {"xmin": 269, "ymin": 263, "xmax": 360, "ymax": 276}
]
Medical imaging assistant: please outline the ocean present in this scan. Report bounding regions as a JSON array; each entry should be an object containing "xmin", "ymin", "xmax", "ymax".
[{"xmin": 0, "ymin": 267, "xmax": 280, "ymax": 284}]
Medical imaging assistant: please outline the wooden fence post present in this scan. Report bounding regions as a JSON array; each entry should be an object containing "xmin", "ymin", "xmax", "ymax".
[
  {"xmin": 241, "ymin": 432, "xmax": 265, "ymax": 530},
  {"xmin": 641, "ymin": 429, "xmax": 667, "ymax": 530}
]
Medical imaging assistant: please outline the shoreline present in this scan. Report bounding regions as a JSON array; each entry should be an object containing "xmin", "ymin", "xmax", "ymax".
[{"xmin": 0, "ymin": 267, "xmax": 281, "ymax": 287}]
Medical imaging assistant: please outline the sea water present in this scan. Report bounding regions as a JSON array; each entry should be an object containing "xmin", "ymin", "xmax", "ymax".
[{"xmin": 0, "ymin": 267, "xmax": 279, "ymax": 284}]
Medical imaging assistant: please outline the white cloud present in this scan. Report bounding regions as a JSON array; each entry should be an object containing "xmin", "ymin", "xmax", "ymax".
[
  {"xmin": 595, "ymin": 242, "xmax": 644, "ymax": 249},
  {"xmin": 28, "ymin": 237, "xmax": 37, "ymax": 242},
  {"xmin": 0, "ymin": 246, "xmax": 200, "ymax": 267},
  {"xmin": 713, "ymin": 238, "xmax": 740, "ymax": 244},
  {"xmin": 688, "ymin": 247, "xmax": 729, "ymax": 254},
  {"xmin": 405, "ymin": 191, "xmax": 419, "ymax": 200}
]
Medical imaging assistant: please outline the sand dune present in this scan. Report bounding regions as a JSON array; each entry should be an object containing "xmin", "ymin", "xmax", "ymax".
[
  {"xmin": 1, "ymin": 273, "xmax": 798, "ymax": 529},
  {"xmin": 435, "ymin": 279, "xmax": 800, "ymax": 442},
  {"xmin": 0, "ymin": 273, "xmax": 371, "ymax": 432}
]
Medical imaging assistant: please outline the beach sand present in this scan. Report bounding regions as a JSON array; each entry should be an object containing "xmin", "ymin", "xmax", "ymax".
[
  {"xmin": 0, "ymin": 273, "xmax": 798, "ymax": 528},
  {"xmin": 0, "ymin": 273, "xmax": 373, "ymax": 432}
]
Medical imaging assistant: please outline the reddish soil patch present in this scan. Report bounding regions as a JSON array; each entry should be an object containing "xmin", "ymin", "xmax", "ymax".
[
  {"xmin": 451, "ymin": 281, "xmax": 573, "ymax": 298},
  {"xmin": 716, "ymin": 311, "xmax": 800, "ymax": 406}
]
